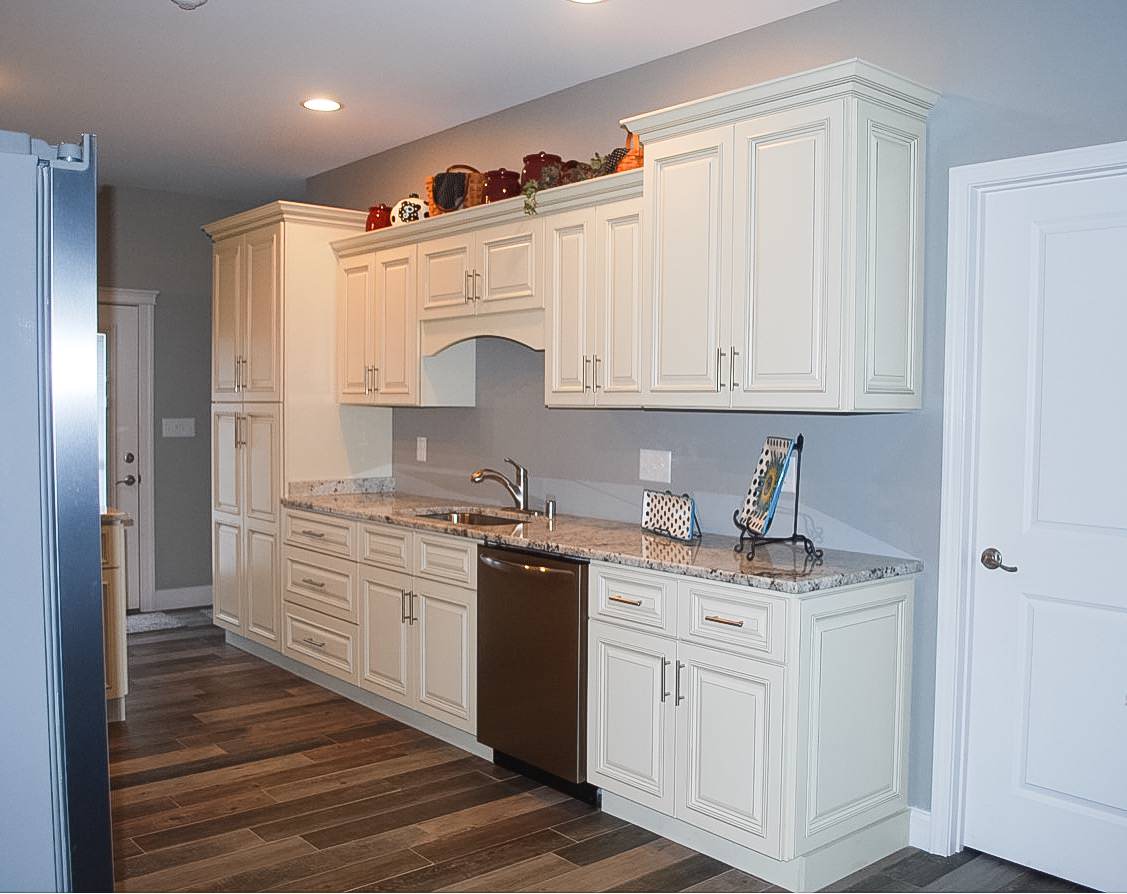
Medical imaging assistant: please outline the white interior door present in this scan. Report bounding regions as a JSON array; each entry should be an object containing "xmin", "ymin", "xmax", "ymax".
[
  {"xmin": 964, "ymin": 151, "xmax": 1127, "ymax": 892},
  {"xmin": 98, "ymin": 304, "xmax": 142, "ymax": 611}
]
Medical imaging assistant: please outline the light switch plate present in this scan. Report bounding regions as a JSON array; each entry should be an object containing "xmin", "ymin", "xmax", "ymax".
[
  {"xmin": 416, "ymin": 436, "xmax": 427, "ymax": 463},
  {"xmin": 162, "ymin": 417, "xmax": 195, "ymax": 438},
  {"xmin": 639, "ymin": 448, "xmax": 672, "ymax": 484}
]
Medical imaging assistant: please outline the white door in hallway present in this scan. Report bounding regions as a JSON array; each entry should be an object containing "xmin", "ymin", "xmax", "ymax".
[
  {"xmin": 98, "ymin": 304, "xmax": 142, "ymax": 611},
  {"xmin": 963, "ymin": 146, "xmax": 1127, "ymax": 891}
]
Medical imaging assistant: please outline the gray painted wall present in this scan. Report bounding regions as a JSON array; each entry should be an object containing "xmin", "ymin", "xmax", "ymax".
[
  {"xmin": 98, "ymin": 185, "xmax": 248, "ymax": 591},
  {"xmin": 306, "ymin": 0, "xmax": 1127, "ymax": 809}
]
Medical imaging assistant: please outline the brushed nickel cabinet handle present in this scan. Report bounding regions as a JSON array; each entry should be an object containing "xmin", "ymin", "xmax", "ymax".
[
  {"xmin": 705, "ymin": 614, "xmax": 744, "ymax": 628},
  {"xmin": 372, "ymin": 367, "xmax": 379, "ymax": 392},
  {"xmin": 464, "ymin": 270, "xmax": 472, "ymax": 303},
  {"xmin": 408, "ymin": 591, "xmax": 417, "ymax": 624},
  {"xmin": 300, "ymin": 529, "xmax": 326, "ymax": 538},
  {"xmin": 718, "ymin": 348, "xmax": 727, "ymax": 390},
  {"xmin": 730, "ymin": 347, "xmax": 739, "ymax": 389},
  {"xmin": 474, "ymin": 270, "xmax": 482, "ymax": 301},
  {"xmin": 593, "ymin": 355, "xmax": 601, "ymax": 392},
  {"xmin": 675, "ymin": 660, "xmax": 685, "ymax": 706},
  {"xmin": 301, "ymin": 577, "xmax": 326, "ymax": 589},
  {"xmin": 302, "ymin": 636, "xmax": 326, "ymax": 649},
  {"xmin": 400, "ymin": 590, "xmax": 410, "ymax": 623},
  {"xmin": 608, "ymin": 593, "xmax": 643, "ymax": 607},
  {"xmin": 582, "ymin": 356, "xmax": 590, "ymax": 392},
  {"xmin": 660, "ymin": 657, "xmax": 670, "ymax": 703}
]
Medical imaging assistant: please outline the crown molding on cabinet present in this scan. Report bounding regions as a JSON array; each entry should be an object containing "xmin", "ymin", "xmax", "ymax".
[
  {"xmin": 203, "ymin": 200, "xmax": 368, "ymax": 241},
  {"xmin": 622, "ymin": 58, "xmax": 939, "ymax": 143},
  {"xmin": 331, "ymin": 169, "xmax": 643, "ymax": 259}
]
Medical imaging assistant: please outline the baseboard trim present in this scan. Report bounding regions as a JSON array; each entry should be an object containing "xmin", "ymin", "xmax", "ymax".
[
  {"xmin": 224, "ymin": 630, "xmax": 491, "ymax": 761},
  {"xmin": 154, "ymin": 585, "xmax": 212, "ymax": 610},
  {"xmin": 909, "ymin": 806, "xmax": 932, "ymax": 851}
]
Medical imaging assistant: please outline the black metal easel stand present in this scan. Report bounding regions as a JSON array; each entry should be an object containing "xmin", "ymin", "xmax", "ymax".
[{"xmin": 733, "ymin": 434, "xmax": 824, "ymax": 561}]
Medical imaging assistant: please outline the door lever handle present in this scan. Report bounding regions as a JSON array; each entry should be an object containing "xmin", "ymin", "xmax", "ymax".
[
  {"xmin": 981, "ymin": 547, "xmax": 1018, "ymax": 573},
  {"xmin": 115, "ymin": 474, "xmax": 137, "ymax": 487}
]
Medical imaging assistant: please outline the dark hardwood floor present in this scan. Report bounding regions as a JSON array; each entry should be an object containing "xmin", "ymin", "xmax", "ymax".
[{"xmin": 110, "ymin": 625, "xmax": 1087, "ymax": 892}]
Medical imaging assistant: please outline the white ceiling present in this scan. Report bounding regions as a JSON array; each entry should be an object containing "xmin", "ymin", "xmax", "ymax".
[{"xmin": 0, "ymin": 0, "xmax": 835, "ymax": 203}]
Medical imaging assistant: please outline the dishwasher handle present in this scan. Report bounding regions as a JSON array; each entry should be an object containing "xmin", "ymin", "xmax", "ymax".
[{"xmin": 480, "ymin": 554, "xmax": 576, "ymax": 577}]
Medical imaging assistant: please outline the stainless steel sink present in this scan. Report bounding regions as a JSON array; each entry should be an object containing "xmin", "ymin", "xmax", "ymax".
[{"xmin": 420, "ymin": 511, "xmax": 525, "ymax": 527}]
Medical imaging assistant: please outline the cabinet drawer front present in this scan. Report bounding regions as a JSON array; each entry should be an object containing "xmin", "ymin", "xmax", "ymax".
[
  {"xmin": 414, "ymin": 532, "xmax": 477, "ymax": 587},
  {"xmin": 679, "ymin": 579, "xmax": 786, "ymax": 662},
  {"xmin": 360, "ymin": 523, "xmax": 412, "ymax": 573},
  {"xmin": 590, "ymin": 563, "xmax": 675, "ymax": 635},
  {"xmin": 284, "ymin": 509, "xmax": 357, "ymax": 559},
  {"xmin": 283, "ymin": 604, "xmax": 359, "ymax": 684},
  {"xmin": 101, "ymin": 526, "xmax": 120, "ymax": 569},
  {"xmin": 283, "ymin": 546, "xmax": 358, "ymax": 623}
]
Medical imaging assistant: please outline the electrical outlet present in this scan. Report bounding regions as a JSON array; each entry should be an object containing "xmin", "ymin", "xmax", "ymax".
[
  {"xmin": 639, "ymin": 448, "xmax": 672, "ymax": 484},
  {"xmin": 416, "ymin": 436, "xmax": 427, "ymax": 462},
  {"xmin": 161, "ymin": 417, "xmax": 195, "ymax": 438}
]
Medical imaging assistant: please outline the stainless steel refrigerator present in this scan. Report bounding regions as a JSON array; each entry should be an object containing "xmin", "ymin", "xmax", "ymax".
[{"xmin": 0, "ymin": 130, "xmax": 113, "ymax": 891}]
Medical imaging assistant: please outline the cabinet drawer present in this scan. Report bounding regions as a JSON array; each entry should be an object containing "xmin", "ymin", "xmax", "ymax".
[
  {"xmin": 590, "ymin": 563, "xmax": 676, "ymax": 635},
  {"xmin": 359, "ymin": 522, "xmax": 412, "ymax": 573},
  {"xmin": 284, "ymin": 509, "xmax": 356, "ymax": 559},
  {"xmin": 283, "ymin": 545, "xmax": 358, "ymax": 623},
  {"xmin": 678, "ymin": 578, "xmax": 786, "ymax": 662},
  {"xmin": 414, "ymin": 532, "xmax": 477, "ymax": 587},
  {"xmin": 100, "ymin": 526, "xmax": 119, "ymax": 569},
  {"xmin": 283, "ymin": 603, "xmax": 359, "ymax": 684}
]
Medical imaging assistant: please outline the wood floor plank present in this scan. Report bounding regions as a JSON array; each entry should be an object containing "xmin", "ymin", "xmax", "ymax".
[
  {"xmin": 552, "ymin": 822, "xmax": 660, "ymax": 866},
  {"xmin": 115, "ymin": 828, "xmax": 263, "ymax": 881},
  {"xmin": 607, "ymin": 852, "xmax": 731, "ymax": 892},
  {"xmin": 112, "ymin": 788, "xmax": 278, "ymax": 840},
  {"xmin": 447, "ymin": 852, "xmax": 578, "ymax": 892},
  {"xmin": 110, "ymin": 743, "xmax": 227, "ymax": 774},
  {"xmin": 551, "ymin": 811, "xmax": 628, "ymax": 843},
  {"xmin": 192, "ymin": 689, "xmax": 342, "ymax": 724},
  {"xmin": 414, "ymin": 799, "xmax": 594, "ymax": 864},
  {"xmin": 185, "ymin": 826, "xmax": 432, "ymax": 893},
  {"xmin": 112, "ymin": 752, "xmax": 315, "ymax": 805},
  {"xmin": 118, "ymin": 836, "xmax": 317, "ymax": 892},
  {"xmin": 684, "ymin": 867, "xmax": 772, "ymax": 892},
  {"xmin": 527, "ymin": 836, "xmax": 694, "ymax": 892},
  {"xmin": 921, "ymin": 853, "xmax": 1030, "ymax": 892},
  {"xmin": 268, "ymin": 847, "xmax": 431, "ymax": 892},
  {"xmin": 414, "ymin": 786, "xmax": 571, "ymax": 840}
]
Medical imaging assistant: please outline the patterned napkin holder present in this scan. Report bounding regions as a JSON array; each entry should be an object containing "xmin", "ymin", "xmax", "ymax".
[{"xmin": 641, "ymin": 490, "xmax": 702, "ymax": 543}]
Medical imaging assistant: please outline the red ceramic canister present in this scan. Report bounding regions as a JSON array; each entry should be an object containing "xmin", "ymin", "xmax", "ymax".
[
  {"xmin": 365, "ymin": 204, "xmax": 392, "ymax": 231},
  {"xmin": 483, "ymin": 168, "xmax": 521, "ymax": 203},
  {"xmin": 520, "ymin": 151, "xmax": 563, "ymax": 187}
]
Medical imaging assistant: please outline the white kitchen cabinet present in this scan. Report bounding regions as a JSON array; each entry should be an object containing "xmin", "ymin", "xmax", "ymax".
[
  {"xmin": 587, "ymin": 560, "xmax": 915, "ymax": 890},
  {"xmin": 418, "ymin": 219, "xmax": 541, "ymax": 322},
  {"xmin": 211, "ymin": 224, "xmax": 281, "ymax": 402},
  {"xmin": 360, "ymin": 567, "xmax": 413, "ymax": 704},
  {"xmin": 413, "ymin": 578, "xmax": 476, "ymax": 732},
  {"xmin": 625, "ymin": 58, "xmax": 935, "ymax": 411},
  {"xmin": 642, "ymin": 126, "xmax": 733, "ymax": 408},
  {"xmin": 209, "ymin": 402, "xmax": 281, "ymax": 648},
  {"xmin": 545, "ymin": 197, "xmax": 645, "ymax": 408},
  {"xmin": 674, "ymin": 642, "xmax": 785, "ymax": 858},
  {"xmin": 588, "ymin": 620, "xmax": 676, "ymax": 814},
  {"xmin": 336, "ymin": 251, "xmax": 375, "ymax": 402}
]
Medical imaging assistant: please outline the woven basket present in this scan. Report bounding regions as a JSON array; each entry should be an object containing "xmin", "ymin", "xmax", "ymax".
[
  {"xmin": 616, "ymin": 132, "xmax": 644, "ymax": 172},
  {"xmin": 425, "ymin": 165, "xmax": 485, "ymax": 217}
]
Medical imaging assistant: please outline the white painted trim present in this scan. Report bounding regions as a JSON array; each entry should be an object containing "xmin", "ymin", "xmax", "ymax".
[
  {"xmin": 98, "ymin": 287, "xmax": 158, "ymax": 612},
  {"xmin": 931, "ymin": 139, "xmax": 1127, "ymax": 858},
  {"xmin": 908, "ymin": 807, "xmax": 931, "ymax": 850},
  {"xmin": 225, "ymin": 631, "xmax": 491, "ymax": 759},
  {"xmin": 153, "ymin": 584, "xmax": 212, "ymax": 610},
  {"xmin": 203, "ymin": 200, "xmax": 367, "ymax": 241}
]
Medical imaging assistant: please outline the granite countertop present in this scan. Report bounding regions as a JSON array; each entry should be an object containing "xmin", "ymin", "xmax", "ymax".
[
  {"xmin": 281, "ymin": 492, "xmax": 921, "ymax": 596},
  {"xmin": 101, "ymin": 508, "xmax": 133, "ymax": 526}
]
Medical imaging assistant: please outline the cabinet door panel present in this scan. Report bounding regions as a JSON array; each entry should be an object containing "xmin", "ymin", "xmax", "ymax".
[
  {"xmin": 375, "ymin": 245, "xmax": 418, "ymax": 404},
  {"xmin": 212, "ymin": 515, "xmax": 242, "ymax": 632},
  {"xmin": 244, "ymin": 403, "xmax": 281, "ymax": 525},
  {"xmin": 587, "ymin": 620, "xmax": 676, "ymax": 814},
  {"xmin": 731, "ymin": 102, "xmax": 844, "ymax": 409},
  {"xmin": 413, "ymin": 580, "xmax": 475, "ymax": 732},
  {"xmin": 645, "ymin": 127, "xmax": 732, "ymax": 406},
  {"xmin": 243, "ymin": 224, "xmax": 282, "ymax": 401},
  {"xmin": 476, "ymin": 219, "xmax": 541, "ymax": 314},
  {"xmin": 338, "ymin": 253, "xmax": 375, "ymax": 403},
  {"xmin": 545, "ymin": 209, "xmax": 595, "ymax": 406},
  {"xmin": 595, "ymin": 198, "xmax": 644, "ymax": 405},
  {"xmin": 359, "ymin": 568, "xmax": 413, "ymax": 705},
  {"xmin": 674, "ymin": 642, "xmax": 784, "ymax": 858},
  {"xmin": 245, "ymin": 525, "xmax": 279, "ymax": 647},
  {"xmin": 419, "ymin": 234, "xmax": 474, "ymax": 320},
  {"xmin": 211, "ymin": 405, "xmax": 241, "ymax": 517},
  {"xmin": 212, "ymin": 237, "xmax": 242, "ymax": 401}
]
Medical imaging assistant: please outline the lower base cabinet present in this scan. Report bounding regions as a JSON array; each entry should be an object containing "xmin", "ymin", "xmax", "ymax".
[
  {"xmin": 587, "ymin": 563, "xmax": 914, "ymax": 876},
  {"xmin": 359, "ymin": 563, "xmax": 476, "ymax": 733},
  {"xmin": 213, "ymin": 513, "xmax": 280, "ymax": 649},
  {"xmin": 283, "ymin": 601, "xmax": 359, "ymax": 683}
]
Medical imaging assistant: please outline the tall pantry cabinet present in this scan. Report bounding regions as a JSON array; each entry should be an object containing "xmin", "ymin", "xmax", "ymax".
[{"xmin": 205, "ymin": 202, "xmax": 390, "ymax": 650}]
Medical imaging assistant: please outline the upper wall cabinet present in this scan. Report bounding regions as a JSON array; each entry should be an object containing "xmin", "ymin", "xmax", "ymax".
[
  {"xmin": 212, "ymin": 224, "xmax": 282, "ymax": 402},
  {"xmin": 624, "ymin": 58, "xmax": 937, "ymax": 412}
]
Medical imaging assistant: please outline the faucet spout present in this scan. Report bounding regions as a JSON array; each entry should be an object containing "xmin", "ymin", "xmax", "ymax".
[{"xmin": 469, "ymin": 458, "xmax": 530, "ymax": 512}]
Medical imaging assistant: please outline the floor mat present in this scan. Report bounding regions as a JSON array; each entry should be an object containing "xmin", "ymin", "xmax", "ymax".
[{"xmin": 126, "ymin": 607, "xmax": 213, "ymax": 634}]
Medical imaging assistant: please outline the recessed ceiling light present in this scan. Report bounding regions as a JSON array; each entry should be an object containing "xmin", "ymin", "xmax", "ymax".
[
  {"xmin": 302, "ymin": 97, "xmax": 342, "ymax": 112},
  {"xmin": 567, "ymin": 0, "xmax": 608, "ymax": 4}
]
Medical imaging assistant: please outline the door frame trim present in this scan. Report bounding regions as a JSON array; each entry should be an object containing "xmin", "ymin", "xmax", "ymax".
[
  {"xmin": 931, "ymin": 139, "xmax": 1127, "ymax": 856},
  {"xmin": 98, "ymin": 287, "xmax": 158, "ymax": 611}
]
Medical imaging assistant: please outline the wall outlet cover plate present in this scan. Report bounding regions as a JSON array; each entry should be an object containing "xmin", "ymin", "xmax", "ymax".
[
  {"xmin": 639, "ymin": 448, "xmax": 672, "ymax": 484},
  {"xmin": 416, "ymin": 436, "xmax": 427, "ymax": 462},
  {"xmin": 161, "ymin": 417, "xmax": 195, "ymax": 438}
]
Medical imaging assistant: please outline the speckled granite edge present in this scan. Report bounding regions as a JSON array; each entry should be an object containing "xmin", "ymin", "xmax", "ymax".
[
  {"xmin": 281, "ymin": 493, "xmax": 922, "ymax": 596},
  {"xmin": 287, "ymin": 477, "xmax": 396, "ymax": 497},
  {"xmin": 101, "ymin": 508, "xmax": 133, "ymax": 526}
]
